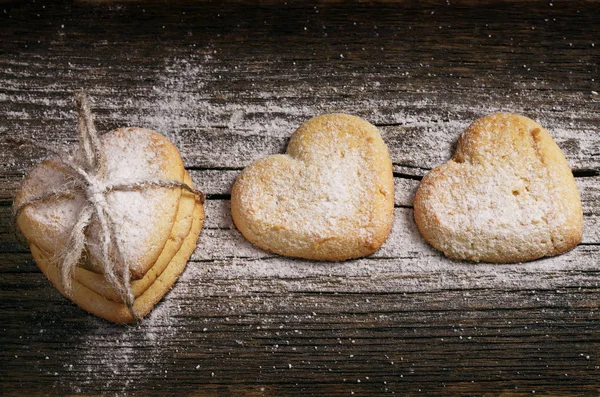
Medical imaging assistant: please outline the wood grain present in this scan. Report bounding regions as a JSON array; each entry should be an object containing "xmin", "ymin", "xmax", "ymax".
[{"xmin": 0, "ymin": 1, "xmax": 599, "ymax": 396}]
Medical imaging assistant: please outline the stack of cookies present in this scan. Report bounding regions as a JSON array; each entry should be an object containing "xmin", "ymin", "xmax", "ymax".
[{"xmin": 15, "ymin": 128, "xmax": 204, "ymax": 323}]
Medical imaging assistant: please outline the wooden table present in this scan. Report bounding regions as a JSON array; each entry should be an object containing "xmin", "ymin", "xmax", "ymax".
[{"xmin": 1, "ymin": 1, "xmax": 598, "ymax": 395}]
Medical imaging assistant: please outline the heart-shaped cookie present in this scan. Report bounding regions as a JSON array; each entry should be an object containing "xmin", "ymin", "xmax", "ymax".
[
  {"xmin": 414, "ymin": 113, "xmax": 583, "ymax": 263},
  {"xmin": 231, "ymin": 114, "xmax": 394, "ymax": 261},
  {"xmin": 15, "ymin": 127, "xmax": 204, "ymax": 323}
]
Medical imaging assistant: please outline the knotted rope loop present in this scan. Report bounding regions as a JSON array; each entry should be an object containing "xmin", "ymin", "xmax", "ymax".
[
  {"xmin": 76, "ymin": 92, "xmax": 103, "ymax": 172},
  {"xmin": 84, "ymin": 176, "xmax": 106, "ymax": 206}
]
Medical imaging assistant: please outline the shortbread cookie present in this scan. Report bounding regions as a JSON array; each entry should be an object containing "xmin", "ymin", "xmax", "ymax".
[
  {"xmin": 231, "ymin": 114, "xmax": 394, "ymax": 261},
  {"xmin": 414, "ymin": 113, "xmax": 583, "ymax": 263}
]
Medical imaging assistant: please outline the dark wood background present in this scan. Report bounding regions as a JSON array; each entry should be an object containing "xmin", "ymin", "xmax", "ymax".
[{"xmin": 1, "ymin": 1, "xmax": 599, "ymax": 395}]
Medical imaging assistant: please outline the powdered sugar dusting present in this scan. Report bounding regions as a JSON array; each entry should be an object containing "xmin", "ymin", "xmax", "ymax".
[
  {"xmin": 70, "ymin": 296, "xmax": 186, "ymax": 393},
  {"xmin": 1, "ymin": 54, "xmax": 598, "ymax": 176}
]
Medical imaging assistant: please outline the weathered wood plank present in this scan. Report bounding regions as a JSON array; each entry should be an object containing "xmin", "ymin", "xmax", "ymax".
[
  {"xmin": 1, "ymin": 1, "xmax": 598, "ymax": 174},
  {"xmin": 1, "ymin": 270, "xmax": 599, "ymax": 395},
  {"xmin": 1, "ymin": 113, "xmax": 598, "ymax": 173},
  {"xmin": 4, "ymin": 246, "xmax": 600, "ymax": 298}
]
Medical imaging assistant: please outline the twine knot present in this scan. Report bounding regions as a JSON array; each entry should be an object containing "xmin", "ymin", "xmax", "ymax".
[
  {"xmin": 85, "ymin": 177, "xmax": 106, "ymax": 205},
  {"xmin": 13, "ymin": 93, "xmax": 205, "ymax": 323}
]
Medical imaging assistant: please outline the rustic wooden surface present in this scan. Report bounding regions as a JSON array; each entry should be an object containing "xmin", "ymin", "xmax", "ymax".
[{"xmin": 1, "ymin": 1, "xmax": 599, "ymax": 395}]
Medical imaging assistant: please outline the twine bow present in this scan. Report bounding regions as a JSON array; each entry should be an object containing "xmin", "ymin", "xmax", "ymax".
[{"xmin": 12, "ymin": 93, "xmax": 205, "ymax": 321}]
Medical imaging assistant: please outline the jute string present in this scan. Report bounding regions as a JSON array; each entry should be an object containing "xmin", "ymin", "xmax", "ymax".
[{"xmin": 12, "ymin": 93, "xmax": 205, "ymax": 322}]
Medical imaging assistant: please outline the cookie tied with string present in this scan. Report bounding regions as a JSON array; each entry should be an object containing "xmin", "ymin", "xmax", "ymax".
[{"xmin": 13, "ymin": 94, "xmax": 205, "ymax": 323}]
